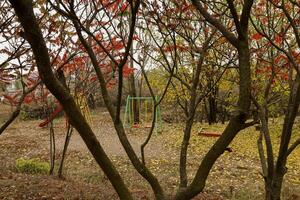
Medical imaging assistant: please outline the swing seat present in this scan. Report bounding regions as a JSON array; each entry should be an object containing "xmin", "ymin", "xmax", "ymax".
[
  {"xmin": 198, "ymin": 131, "xmax": 222, "ymax": 137},
  {"xmin": 197, "ymin": 128, "xmax": 222, "ymax": 137},
  {"xmin": 144, "ymin": 124, "xmax": 152, "ymax": 128},
  {"xmin": 132, "ymin": 124, "xmax": 139, "ymax": 128}
]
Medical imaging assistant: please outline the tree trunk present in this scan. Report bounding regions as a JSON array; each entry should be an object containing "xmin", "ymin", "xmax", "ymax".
[
  {"xmin": 179, "ymin": 117, "xmax": 194, "ymax": 188},
  {"xmin": 175, "ymin": 38, "xmax": 252, "ymax": 200},
  {"xmin": 204, "ymin": 99, "xmax": 210, "ymax": 124},
  {"xmin": 58, "ymin": 124, "xmax": 73, "ymax": 178},
  {"xmin": 128, "ymin": 18, "xmax": 139, "ymax": 124},
  {"xmin": 128, "ymin": 72, "xmax": 139, "ymax": 123},
  {"xmin": 49, "ymin": 120, "xmax": 56, "ymax": 175},
  {"xmin": 207, "ymin": 81, "xmax": 218, "ymax": 124},
  {"xmin": 270, "ymin": 173, "xmax": 284, "ymax": 200},
  {"xmin": 87, "ymin": 93, "xmax": 95, "ymax": 109},
  {"xmin": 221, "ymin": 105, "xmax": 226, "ymax": 124},
  {"xmin": 208, "ymin": 95, "xmax": 217, "ymax": 124},
  {"xmin": 263, "ymin": 172, "xmax": 284, "ymax": 200}
]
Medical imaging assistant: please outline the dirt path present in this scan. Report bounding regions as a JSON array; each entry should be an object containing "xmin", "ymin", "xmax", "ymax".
[
  {"xmin": 0, "ymin": 104, "xmax": 171, "ymax": 160},
  {"xmin": 53, "ymin": 111, "xmax": 171, "ymax": 159}
]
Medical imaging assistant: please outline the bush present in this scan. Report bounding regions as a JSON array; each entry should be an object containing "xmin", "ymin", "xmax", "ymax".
[{"xmin": 16, "ymin": 158, "xmax": 50, "ymax": 174}]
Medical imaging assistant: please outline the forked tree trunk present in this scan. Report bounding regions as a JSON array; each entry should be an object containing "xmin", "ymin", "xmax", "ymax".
[
  {"xmin": 175, "ymin": 37, "xmax": 252, "ymax": 199},
  {"xmin": 178, "ymin": 38, "xmax": 212, "ymax": 188},
  {"xmin": 263, "ymin": 174, "xmax": 283, "ymax": 200},
  {"xmin": 174, "ymin": 0, "xmax": 254, "ymax": 197},
  {"xmin": 269, "ymin": 76, "xmax": 300, "ymax": 200},
  {"xmin": 258, "ymin": 75, "xmax": 300, "ymax": 200}
]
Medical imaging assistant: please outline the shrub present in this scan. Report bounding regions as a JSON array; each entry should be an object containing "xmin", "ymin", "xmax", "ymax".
[{"xmin": 16, "ymin": 158, "xmax": 50, "ymax": 174}]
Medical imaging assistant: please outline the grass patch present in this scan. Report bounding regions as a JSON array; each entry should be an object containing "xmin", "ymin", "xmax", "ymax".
[{"xmin": 16, "ymin": 158, "xmax": 50, "ymax": 174}]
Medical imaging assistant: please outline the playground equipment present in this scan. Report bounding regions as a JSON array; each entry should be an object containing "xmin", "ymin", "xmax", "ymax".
[
  {"xmin": 39, "ymin": 105, "xmax": 63, "ymax": 127},
  {"xmin": 123, "ymin": 96, "xmax": 162, "ymax": 131},
  {"xmin": 39, "ymin": 94, "xmax": 92, "ymax": 127},
  {"xmin": 75, "ymin": 94, "xmax": 92, "ymax": 125},
  {"xmin": 197, "ymin": 127, "xmax": 222, "ymax": 137}
]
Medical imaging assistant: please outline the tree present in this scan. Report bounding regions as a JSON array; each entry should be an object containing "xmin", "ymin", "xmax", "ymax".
[
  {"xmin": 138, "ymin": 0, "xmax": 236, "ymax": 188},
  {"xmin": 8, "ymin": 0, "xmax": 133, "ymax": 199},
  {"xmin": 250, "ymin": 1, "xmax": 300, "ymax": 199},
  {"xmin": 171, "ymin": 1, "xmax": 256, "ymax": 199}
]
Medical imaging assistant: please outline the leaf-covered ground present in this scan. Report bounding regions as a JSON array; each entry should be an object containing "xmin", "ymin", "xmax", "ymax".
[
  {"xmin": 163, "ymin": 122, "xmax": 300, "ymax": 199},
  {"xmin": 0, "ymin": 104, "xmax": 299, "ymax": 199}
]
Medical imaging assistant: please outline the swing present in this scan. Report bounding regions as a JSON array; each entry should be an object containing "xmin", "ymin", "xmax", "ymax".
[
  {"xmin": 197, "ymin": 128, "xmax": 222, "ymax": 137},
  {"xmin": 123, "ymin": 96, "xmax": 162, "ymax": 131}
]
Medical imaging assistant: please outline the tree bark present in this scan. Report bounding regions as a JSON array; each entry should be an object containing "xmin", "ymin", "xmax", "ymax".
[
  {"xmin": 179, "ymin": 116, "xmax": 194, "ymax": 188},
  {"xmin": 207, "ymin": 80, "xmax": 217, "ymax": 124}
]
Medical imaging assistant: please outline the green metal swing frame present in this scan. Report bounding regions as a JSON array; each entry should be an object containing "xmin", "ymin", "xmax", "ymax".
[{"xmin": 123, "ymin": 96, "xmax": 162, "ymax": 132}]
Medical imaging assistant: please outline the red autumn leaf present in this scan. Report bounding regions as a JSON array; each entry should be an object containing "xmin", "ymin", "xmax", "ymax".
[
  {"xmin": 282, "ymin": 73, "xmax": 289, "ymax": 81},
  {"xmin": 272, "ymin": 0, "xmax": 280, "ymax": 4},
  {"xmin": 120, "ymin": 3, "xmax": 127, "ymax": 12},
  {"xmin": 132, "ymin": 35, "xmax": 140, "ymax": 41},
  {"xmin": 3, "ymin": 95, "xmax": 18, "ymax": 104},
  {"xmin": 95, "ymin": 33, "xmax": 102, "ymax": 40},
  {"xmin": 255, "ymin": 69, "xmax": 263, "ymax": 74},
  {"xmin": 123, "ymin": 66, "xmax": 135, "ymax": 76},
  {"xmin": 275, "ymin": 35, "xmax": 282, "ymax": 44},
  {"xmin": 24, "ymin": 96, "xmax": 32, "ymax": 104},
  {"xmin": 90, "ymin": 76, "xmax": 97, "ymax": 82},
  {"xmin": 252, "ymin": 33, "xmax": 263, "ymax": 40}
]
